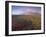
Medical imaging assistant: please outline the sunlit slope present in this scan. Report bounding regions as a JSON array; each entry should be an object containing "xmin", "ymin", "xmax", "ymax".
[{"xmin": 12, "ymin": 13, "xmax": 41, "ymax": 30}]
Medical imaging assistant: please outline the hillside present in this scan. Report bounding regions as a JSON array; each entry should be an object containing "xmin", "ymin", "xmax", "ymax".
[{"xmin": 12, "ymin": 13, "xmax": 41, "ymax": 31}]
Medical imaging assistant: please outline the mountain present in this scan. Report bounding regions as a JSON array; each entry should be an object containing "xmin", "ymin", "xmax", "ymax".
[{"xmin": 21, "ymin": 12, "xmax": 41, "ymax": 15}]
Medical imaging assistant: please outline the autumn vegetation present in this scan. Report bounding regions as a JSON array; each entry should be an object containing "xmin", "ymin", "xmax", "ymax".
[{"xmin": 12, "ymin": 13, "xmax": 41, "ymax": 31}]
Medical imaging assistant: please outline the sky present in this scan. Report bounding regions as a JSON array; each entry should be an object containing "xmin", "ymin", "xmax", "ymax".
[{"xmin": 12, "ymin": 6, "xmax": 41, "ymax": 15}]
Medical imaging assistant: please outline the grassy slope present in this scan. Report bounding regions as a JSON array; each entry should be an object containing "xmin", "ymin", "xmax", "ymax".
[{"xmin": 12, "ymin": 13, "xmax": 41, "ymax": 30}]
